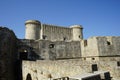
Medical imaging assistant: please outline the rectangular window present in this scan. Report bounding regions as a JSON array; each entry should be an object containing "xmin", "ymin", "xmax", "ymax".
[
  {"xmin": 117, "ymin": 61, "xmax": 120, "ymax": 67},
  {"xmin": 104, "ymin": 72, "xmax": 111, "ymax": 80},
  {"xmin": 84, "ymin": 40, "xmax": 87, "ymax": 47},
  {"xmin": 92, "ymin": 64, "xmax": 98, "ymax": 72}
]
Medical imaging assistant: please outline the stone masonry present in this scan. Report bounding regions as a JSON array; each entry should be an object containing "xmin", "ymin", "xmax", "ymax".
[
  {"xmin": 0, "ymin": 19, "xmax": 120, "ymax": 80},
  {"xmin": 0, "ymin": 27, "xmax": 18, "ymax": 80}
]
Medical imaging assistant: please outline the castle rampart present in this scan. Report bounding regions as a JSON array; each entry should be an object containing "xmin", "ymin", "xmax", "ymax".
[
  {"xmin": 22, "ymin": 59, "xmax": 120, "ymax": 80},
  {"xmin": 25, "ymin": 20, "xmax": 83, "ymax": 41},
  {"xmin": 20, "ymin": 36, "xmax": 120, "ymax": 61},
  {"xmin": 20, "ymin": 39, "xmax": 81, "ymax": 60},
  {"xmin": 81, "ymin": 36, "xmax": 120, "ymax": 61},
  {"xmin": 42, "ymin": 24, "xmax": 73, "ymax": 41}
]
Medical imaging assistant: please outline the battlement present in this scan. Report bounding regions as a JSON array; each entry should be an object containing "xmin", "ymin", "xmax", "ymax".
[
  {"xmin": 70, "ymin": 25, "xmax": 83, "ymax": 29},
  {"xmin": 25, "ymin": 20, "xmax": 41, "ymax": 25}
]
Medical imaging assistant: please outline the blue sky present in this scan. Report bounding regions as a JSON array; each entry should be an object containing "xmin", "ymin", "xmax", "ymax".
[{"xmin": 0, "ymin": 0, "xmax": 120, "ymax": 39}]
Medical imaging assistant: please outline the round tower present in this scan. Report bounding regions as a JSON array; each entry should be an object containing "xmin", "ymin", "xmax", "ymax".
[
  {"xmin": 25, "ymin": 20, "xmax": 41, "ymax": 40},
  {"xmin": 71, "ymin": 25, "xmax": 83, "ymax": 41}
]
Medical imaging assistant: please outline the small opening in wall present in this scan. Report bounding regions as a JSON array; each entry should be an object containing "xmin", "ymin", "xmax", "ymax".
[
  {"xmin": 104, "ymin": 72, "xmax": 111, "ymax": 80},
  {"xmin": 49, "ymin": 44, "xmax": 55, "ymax": 48},
  {"xmin": 84, "ymin": 40, "xmax": 87, "ymax": 47},
  {"xmin": 107, "ymin": 41, "xmax": 111, "ymax": 45},
  {"xmin": 63, "ymin": 37, "xmax": 66, "ymax": 41},
  {"xmin": 42, "ymin": 35, "xmax": 47, "ymax": 40},
  {"xmin": 92, "ymin": 58, "xmax": 95, "ymax": 60},
  {"xmin": 117, "ymin": 61, "xmax": 120, "ymax": 67},
  {"xmin": 92, "ymin": 64, "xmax": 98, "ymax": 72},
  {"xmin": 79, "ymin": 35, "xmax": 81, "ymax": 38}
]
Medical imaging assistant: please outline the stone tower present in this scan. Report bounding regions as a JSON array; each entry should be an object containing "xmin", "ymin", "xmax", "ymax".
[
  {"xmin": 25, "ymin": 20, "xmax": 41, "ymax": 40},
  {"xmin": 71, "ymin": 25, "xmax": 83, "ymax": 41}
]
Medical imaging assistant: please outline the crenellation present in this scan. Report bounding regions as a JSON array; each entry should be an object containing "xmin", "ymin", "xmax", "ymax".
[{"xmin": 25, "ymin": 20, "xmax": 41, "ymax": 25}]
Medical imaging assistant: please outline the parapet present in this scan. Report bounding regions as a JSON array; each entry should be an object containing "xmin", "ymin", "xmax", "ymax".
[
  {"xmin": 25, "ymin": 20, "xmax": 41, "ymax": 25},
  {"xmin": 70, "ymin": 25, "xmax": 83, "ymax": 29}
]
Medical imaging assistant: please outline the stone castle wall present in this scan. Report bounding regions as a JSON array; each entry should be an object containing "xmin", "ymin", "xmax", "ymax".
[
  {"xmin": 97, "ymin": 36, "xmax": 120, "ymax": 56},
  {"xmin": 25, "ymin": 20, "xmax": 83, "ymax": 41},
  {"xmin": 80, "ymin": 36, "xmax": 120, "ymax": 61},
  {"xmin": 21, "ymin": 39, "xmax": 81, "ymax": 60},
  {"xmin": 0, "ymin": 27, "xmax": 18, "ymax": 80},
  {"xmin": 42, "ymin": 24, "xmax": 72, "ymax": 41},
  {"xmin": 21, "ymin": 36, "xmax": 120, "ymax": 61},
  {"xmin": 22, "ymin": 59, "xmax": 120, "ymax": 80},
  {"xmin": 81, "ymin": 37, "xmax": 99, "ymax": 58}
]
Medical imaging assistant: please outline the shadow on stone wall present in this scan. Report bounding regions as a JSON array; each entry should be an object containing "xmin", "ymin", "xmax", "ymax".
[{"xmin": 0, "ymin": 27, "xmax": 18, "ymax": 80}]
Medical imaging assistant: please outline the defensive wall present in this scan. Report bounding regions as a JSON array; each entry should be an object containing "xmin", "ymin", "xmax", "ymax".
[
  {"xmin": 20, "ymin": 36, "xmax": 120, "ymax": 61},
  {"xmin": 25, "ymin": 20, "xmax": 83, "ymax": 41},
  {"xmin": 81, "ymin": 36, "xmax": 120, "ymax": 61},
  {"xmin": 20, "ymin": 39, "xmax": 81, "ymax": 60},
  {"xmin": 22, "ymin": 59, "xmax": 120, "ymax": 80},
  {"xmin": 42, "ymin": 24, "xmax": 72, "ymax": 41}
]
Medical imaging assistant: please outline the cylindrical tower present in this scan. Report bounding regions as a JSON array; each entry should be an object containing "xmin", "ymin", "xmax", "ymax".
[
  {"xmin": 25, "ymin": 20, "xmax": 41, "ymax": 40},
  {"xmin": 71, "ymin": 25, "xmax": 83, "ymax": 41}
]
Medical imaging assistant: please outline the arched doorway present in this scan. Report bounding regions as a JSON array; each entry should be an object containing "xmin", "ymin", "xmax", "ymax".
[{"xmin": 26, "ymin": 73, "xmax": 32, "ymax": 80}]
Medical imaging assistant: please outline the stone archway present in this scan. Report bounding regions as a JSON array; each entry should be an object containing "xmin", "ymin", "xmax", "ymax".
[{"xmin": 26, "ymin": 73, "xmax": 32, "ymax": 80}]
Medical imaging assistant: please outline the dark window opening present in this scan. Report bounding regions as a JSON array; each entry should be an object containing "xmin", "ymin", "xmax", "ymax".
[
  {"xmin": 49, "ymin": 44, "xmax": 55, "ymax": 48},
  {"xmin": 63, "ymin": 37, "xmax": 66, "ymax": 41},
  {"xmin": 107, "ymin": 41, "xmax": 111, "ymax": 45},
  {"xmin": 42, "ymin": 35, "xmax": 47, "ymax": 40},
  {"xmin": 26, "ymin": 73, "xmax": 32, "ymax": 80},
  {"xmin": 92, "ymin": 58, "xmax": 95, "ymax": 60},
  {"xmin": 104, "ymin": 72, "xmax": 111, "ymax": 80},
  {"xmin": 19, "ymin": 50, "xmax": 28, "ymax": 60},
  {"xmin": 92, "ymin": 64, "xmax": 98, "ymax": 72},
  {"xmin": 117, "ymin": 61, "xmax": 120, "ymax": 67},
  {"xmin": 84, "ymin": 40, "xmax": 87, "ymax": 47},
  {"xmin": 79, "ymin": 35, "xmax": 81, "ymax": 38}
]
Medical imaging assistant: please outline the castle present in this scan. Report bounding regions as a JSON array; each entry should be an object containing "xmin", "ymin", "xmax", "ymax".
[
  {"xmin": 0, "ymin": 20, "xmax": 120, "ymax": 80},
  {"xmin": 25, "ymin": 20, "xmax": 83, "ymax": 41}
]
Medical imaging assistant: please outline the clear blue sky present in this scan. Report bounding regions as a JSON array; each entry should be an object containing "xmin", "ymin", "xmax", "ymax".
[{"xmin": 0, "ymin": 0, "xmax": 120, "ymax": 39}]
